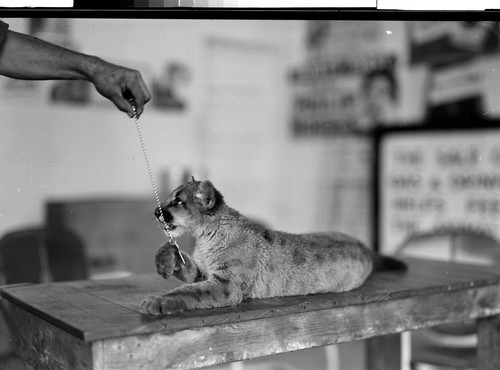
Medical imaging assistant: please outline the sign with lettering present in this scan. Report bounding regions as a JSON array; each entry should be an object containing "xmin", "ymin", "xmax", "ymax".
[{"xmin": 377, "ymin": 125, "xmax": 500, "ymax": 254}]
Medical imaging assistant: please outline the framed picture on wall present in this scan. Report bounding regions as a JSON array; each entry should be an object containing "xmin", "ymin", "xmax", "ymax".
[{"xmin": 373, "ymin": 121, "xmax": 500, "ymax": 264}]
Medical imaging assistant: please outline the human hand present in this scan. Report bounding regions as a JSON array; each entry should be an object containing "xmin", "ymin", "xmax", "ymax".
[{"xmin": 88, "ymin": 57, "xmax": 151, "ymax": 118}]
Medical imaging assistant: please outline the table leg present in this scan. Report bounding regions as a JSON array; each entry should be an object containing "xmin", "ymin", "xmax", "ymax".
[
  {"xmin": 477, "ymin": 315, "xmax": 500, "ymax": 370},
  {"xmin": 365, "ymin": 333, "xmax": 401, "ymax": 370},
  {"xmin": 0, "ymin": 355, "xmax": 34, "ymax": 370}
]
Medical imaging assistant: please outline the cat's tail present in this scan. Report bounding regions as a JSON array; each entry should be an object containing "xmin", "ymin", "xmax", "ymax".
[{"xmin": 373, "ymin": 255, "xmax": 408, "ymax": 272}]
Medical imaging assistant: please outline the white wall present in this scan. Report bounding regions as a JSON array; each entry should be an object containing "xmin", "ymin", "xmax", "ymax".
[
  {"xmin": 0, "ymin": 19, "xmax": 414, "ymax": 245},
  {"xmin": 0, "ymin": 18, "xmax": 307, "ymax": 237}
]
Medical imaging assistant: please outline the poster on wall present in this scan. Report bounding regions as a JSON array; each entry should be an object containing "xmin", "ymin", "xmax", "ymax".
[
  {"xmin": 50, "ymin": 80, "xmax": 91, "ymax": 104},
  {"xmin": 289, "ymin": 53, "xmax": 400, "ymax": 136},
  {"xmin": 289, "ymin": 21, "xmax": 428, "ymax": 138},
  {"xmin": 288, "ymin": 21, "xmax": 428, "ymax": 244},
  {"xmin": 289, "ymin": 55, "xmax": 428, "ymax": 137},
  {"xmin": 409, "ymin": 21, "xmax": 500, "ymax": 67},
  {"xmin": 376, "ymin": 124, "xmax": 500, "ymax": 255},
  {"xmin": 151, "ymin": 61, "xmax": 190, "ymax": 110},
  {"xmin": 409, "ymin": 21, "xmax": 500, "ymax": 122},
  {"xmin": 290, "ymin": 21, "xmax": 400, "ymax": 137},
  {"xmin": 29, "ymin": 18, "xmax": 73, "ymax": 48}
]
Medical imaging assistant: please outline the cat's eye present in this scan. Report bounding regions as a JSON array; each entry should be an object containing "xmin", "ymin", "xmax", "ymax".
[{"xmin": 176, "ymin": 200, "xmax": 183, "ymax": 206}]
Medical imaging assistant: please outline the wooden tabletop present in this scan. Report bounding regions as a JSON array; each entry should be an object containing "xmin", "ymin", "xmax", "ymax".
[{"xmin": 2, "ymin": 257, "xmax": 500, "ymax": 343}]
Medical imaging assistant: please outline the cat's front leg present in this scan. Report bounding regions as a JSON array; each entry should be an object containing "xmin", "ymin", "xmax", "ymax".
[
  {"xmin": 140, "ymin": 275, "xmax": 243, "ymax": 316},
  {"xmin": 155, "ymin": 243, "xmax": 206, "ymax": 283}
]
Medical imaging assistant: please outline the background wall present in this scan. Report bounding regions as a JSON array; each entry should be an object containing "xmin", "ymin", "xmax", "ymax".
[
  {"xmin": 0, "ymin": 18, "xmax": 442, "ymax": 370},
  {"xmin": 1, "ymin": 19, "xmax": 414, "ymax": 243},
  {"xmin": 0, "ymin": 18, "xmax": 307, "ymax": 238},
  {"xmin": 0, "ymin": 17, "xmax": 368, "ymax": 370},
  {"xmin": 2, "ymin": 19, "xmax": 408, "ymax": 370},
  {"xmin": 3, "ymin": 18, "xmax": 500, "ymax": 370}
]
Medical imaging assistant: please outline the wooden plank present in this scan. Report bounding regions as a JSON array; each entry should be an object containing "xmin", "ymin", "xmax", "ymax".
[
  {"xmin": 366, "ymin": 333, "xmax": 401, "ymax": 370},
  {"xmin": 66, "ymin": 273, "xmax": 183, "ymax": 312},
  {"xmin": 46, "ymin": 198, "xmax": 174, "ymax": 276},
  {"xmin": 0, "ymin": 282, "xmax": 165, "ymax": 341},
  {"xmin": 3, "ymin": 258, "xmax": 500, "ymax": 369},
  {"xmin": 65, "ymin": 270, "xmax": 497, "ymax": 339},
  {"xmin": 3, "ymin": 258, "xmax": 500, "ymax": 343},
  {"xmin": 74, "ymin": 259, "xmax": 500, "ymax": 317},
  {"xmin": 98, "ymin": 285, "xmax": 500, "ymax": 370},
  {"xmin": 477, "ymin": 315, "xmax": 500, "ymax": 370},
  {"xmin": 2, "ymin": 300, "xmax": 94, "ymax": 370},
  {"xmin": 0, "ymin": 355, "xmax": 35, "ymax": 370}
]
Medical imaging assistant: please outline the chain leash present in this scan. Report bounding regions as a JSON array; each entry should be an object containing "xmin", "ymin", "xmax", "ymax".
[{"xmin": 131, "ymin": 103, "xmax": 186, "ymax": 264}]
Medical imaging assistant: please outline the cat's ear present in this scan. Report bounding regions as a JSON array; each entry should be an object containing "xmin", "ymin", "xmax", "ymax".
[{"xmin": 195, "ymin": 181, "xmax": 220, "ymax": 211}]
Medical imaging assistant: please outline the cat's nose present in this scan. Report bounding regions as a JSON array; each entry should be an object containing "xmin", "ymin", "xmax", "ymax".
[
  {"xmin": 154, "ymin": 206, "xmax": 171, "ymax": 222},
  {"xmin": 154, "ymin": 206, "xmax": 164, "ymax": 220}
]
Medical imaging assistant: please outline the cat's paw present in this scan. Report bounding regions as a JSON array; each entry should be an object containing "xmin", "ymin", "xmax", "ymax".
[
  {"xmin": 155, "ymin": 243, "xmax": 177, "ymax": 279},
  {"xmin": 140, "ymin": 295, "xmax": 163, "ymax": 316},
  {"xmin": 140, "ymin": 295, "xmax": 187, "ymax": 316}
]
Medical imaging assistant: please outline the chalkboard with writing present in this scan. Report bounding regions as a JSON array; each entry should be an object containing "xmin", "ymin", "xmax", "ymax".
[{"xmin": 374, "ymin": 123, "xmax": 500, "ymax": 254}]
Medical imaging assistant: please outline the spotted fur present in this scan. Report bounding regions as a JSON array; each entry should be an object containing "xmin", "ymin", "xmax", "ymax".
[{"xmin": 140, "ymin": 179, "xmax": 405, "ymax": 316}]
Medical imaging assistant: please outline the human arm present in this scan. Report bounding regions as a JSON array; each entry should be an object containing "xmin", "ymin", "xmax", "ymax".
[{"xmin": 0, "ymin": 29, "xmax": 151, "ymax": 117}]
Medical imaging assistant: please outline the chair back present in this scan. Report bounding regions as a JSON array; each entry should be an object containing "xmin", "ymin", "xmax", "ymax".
[{"xmin": 0, "ymin": 227, "xmax": 87, "ymax": 285}]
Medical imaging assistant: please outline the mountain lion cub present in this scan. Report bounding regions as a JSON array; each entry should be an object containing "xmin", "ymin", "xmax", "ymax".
[{"xmin": 140, "ymin": 179, "xmax": 405, "ymax": 316}]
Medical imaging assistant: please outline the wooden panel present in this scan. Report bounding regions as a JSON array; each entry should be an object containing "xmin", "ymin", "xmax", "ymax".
[
  {"xmin": 477, "ymin": 315, "xmax": 500, "ymax": 370},
  {"xmin": 2, "ymin": 301, "xmax": 93, "ymax": 370},
  {"xmin": 0, "ymin": 281, "xmax": 167, "ymax": 341},
  {"xmin": 3, "ymin": 258, "xmax": 500, "ymax": 369},
  {"xmin": 46, "ymin": 198, "xmax": 195, "ymax": 276},
  {"xmin": 366, "ymin": 334, "xmax": 401, "ymax": 370},
  {"xmin": 99, "ymin": 286, "xmax": 500, "ymax": 370},
  {"xmin": 2, "ymin": 258, "xmax": 500, "ymax": 343}
]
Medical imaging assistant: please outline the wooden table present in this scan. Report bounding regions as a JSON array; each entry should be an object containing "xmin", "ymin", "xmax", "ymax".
[{"xmin": 2, "ymin": 257, "xmax": 500, "ymax": 370}]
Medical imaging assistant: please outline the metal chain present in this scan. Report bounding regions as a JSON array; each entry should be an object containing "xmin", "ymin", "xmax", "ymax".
[{"xmin": 131, "ymin": 104, "xmax": 185, "ymax": 264}]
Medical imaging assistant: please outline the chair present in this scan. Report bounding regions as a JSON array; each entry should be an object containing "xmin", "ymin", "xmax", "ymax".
[
  {"xmin": 0, "ymin": 228, "xmax": 46, "ymax": 285},
  {"xmin": 0, "ymin": 226, "xmax": 88, "ymax": 365},
  {"xmin": 0, "ymin": 227, "xmax": 88, "ymax": 284},
  {"xmin": 397, "ymin": 228, "xmax": 500, "ymax": 370}
]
